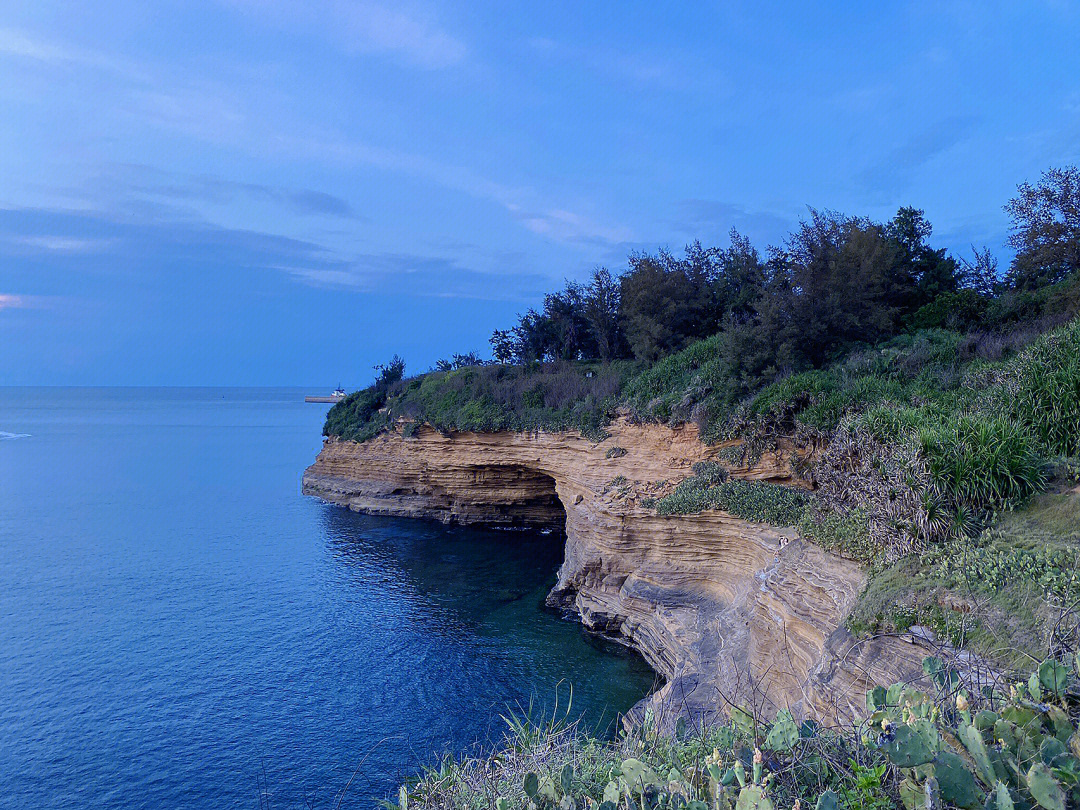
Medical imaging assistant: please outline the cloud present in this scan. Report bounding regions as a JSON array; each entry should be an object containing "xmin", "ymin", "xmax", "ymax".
[
  {"xmin": 527, "ymin": 37, "xmax": 726, "ymax": 93},
  {"xmin": 514, "ymin": 207, "xmax": 635, "ymax": 246},
  {"xmin": 282, "ymin": 252, "xmax": 549, "ymax": 301},
  {"xmin": 12, "ymin": 236, "xmax": 117, "ymax": 253},
  {"xmin": 0, "ymin": 206, "xmax": 545, "ymax": 302},
  {"xmin": 859, "ymin": 114, "xmax": 978, "ymax": 195},
  {"xmin": 671, "ymin": 200, "xmax": 795, "ymax": 247},
  {"xmin": 111, "ymin": 166, "xmax": 361, "ymax": 219},
  {"xmin": 0, "ymin": 27, "xmax": 145, "ymax": 79},
  {"xmin": 0, "ymin": 293, "xmax": 27, "ymax": 310},
  {"xmin": 223, "ymin": 0, "xmax": 467, "ymax": 69}
]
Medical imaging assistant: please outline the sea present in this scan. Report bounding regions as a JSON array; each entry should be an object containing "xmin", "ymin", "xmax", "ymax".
[{"xmin": 0, "ymin": 387, "xmax": 655, "ymax": 809}]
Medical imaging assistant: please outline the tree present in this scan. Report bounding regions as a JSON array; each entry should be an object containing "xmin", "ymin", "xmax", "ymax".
[
  {"xmin": 886, "ymin": 206, "xmax": 958, "ymax": 303},
  {"xmin": 489, "ymin": 329, "xmax": 515, "ymax": 364},
  {"xmin": 581, "ymin": 268, "xmax": 623, "ymax": 360},
  {"xmin": 619, "ymin": 248, "xmax": 713, "ymax": 362},
  {"xmin": 1004, "ymin": 166, "xmax": 1080, "ymax": 290},
  {"xmin": 373, "ymin": 355, "xmax": 405, "ymax": 390},
  {"xmin": 714, "ymin": 229, "xmax": 766, "ymax": 319},
  {"xmin": 958, "ymin": 246, "xmax": 999, "ymax": 296},
  {"xmin": 764, "ymin": 210, "xmax": 913, "ymax": 368}
]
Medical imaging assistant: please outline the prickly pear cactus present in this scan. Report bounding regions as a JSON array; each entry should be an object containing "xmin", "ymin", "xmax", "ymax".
[{"xmin": 764, "ymin": 709, "xmax": 799, "ymax": 753}]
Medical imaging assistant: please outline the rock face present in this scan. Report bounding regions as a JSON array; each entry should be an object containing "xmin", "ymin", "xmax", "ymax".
[{"xmin": 303, "ymin": 419, "xmax": 931, "ymax": 728}]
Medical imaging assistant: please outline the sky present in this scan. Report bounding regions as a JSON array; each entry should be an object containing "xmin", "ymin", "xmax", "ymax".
[{"xmin": 1, "ymin": 1, "xmax": 1079, "ymax": 386}]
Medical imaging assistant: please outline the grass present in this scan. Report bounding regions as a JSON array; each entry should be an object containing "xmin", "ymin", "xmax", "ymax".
[
  {"xmin": 847, "ymin": 491, "xmax": 1080, "ymax": 664},
  {"xmin": 396, "ymin": 650, "xmax": 1080, "ymax": 810}
]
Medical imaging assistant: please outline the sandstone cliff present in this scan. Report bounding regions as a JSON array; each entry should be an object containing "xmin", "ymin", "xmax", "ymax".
[{"xmin": 303, "ymin": 419, "xmax": 934, "ymax": 729}]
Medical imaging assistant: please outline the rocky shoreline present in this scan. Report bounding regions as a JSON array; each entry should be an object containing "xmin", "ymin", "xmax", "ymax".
[{"xmin": 302, "ymin": 419, "xmax": 936, "ymax": 729}]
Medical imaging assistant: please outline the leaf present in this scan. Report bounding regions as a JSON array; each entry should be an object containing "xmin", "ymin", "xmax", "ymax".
[
  {"xmin": 815, "ymin": 790, "xmax": 838, "ymax": 810},
  {"xmin": 1026, "ymin": 762, "xmax": 1065, "ymax": 810}
]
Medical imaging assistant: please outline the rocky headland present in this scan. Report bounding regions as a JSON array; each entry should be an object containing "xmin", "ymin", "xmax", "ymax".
[{"xmin": 303, "ymin": 418, "xmax": 937, "ymax": 729}]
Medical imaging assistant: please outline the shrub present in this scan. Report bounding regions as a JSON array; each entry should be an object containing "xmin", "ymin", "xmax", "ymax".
[{"xmin": 650, "ymin": 472, "xmax": 807, "ymax": 527}]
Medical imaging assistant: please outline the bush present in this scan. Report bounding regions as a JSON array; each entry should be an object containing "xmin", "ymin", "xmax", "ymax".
[{"xmin": 649, "ymin": 470, "xmax": 808, "ymax": 527}]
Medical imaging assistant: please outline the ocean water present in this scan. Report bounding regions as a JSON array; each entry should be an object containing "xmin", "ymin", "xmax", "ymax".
[{"xmin": 0, "ymin": 388, "xmax": 655, "ymax": 809}]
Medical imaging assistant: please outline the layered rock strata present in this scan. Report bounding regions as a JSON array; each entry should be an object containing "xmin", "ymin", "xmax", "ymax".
[{"xmin": 303, "ymin": 419, "xmax": 932, "ymax": 728}]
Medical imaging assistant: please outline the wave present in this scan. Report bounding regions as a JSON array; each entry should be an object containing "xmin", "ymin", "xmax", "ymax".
[{"xmin": 0, "ymin": 431, "xmax": 31, "ymax": 440}]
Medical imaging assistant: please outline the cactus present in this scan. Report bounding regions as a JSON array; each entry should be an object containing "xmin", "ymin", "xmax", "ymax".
[
  {"xmin": 734, "ymin": 784, "xmax": 773, "ymax": 810},
  {"xmin": 619, "ymin": 758, "xmax": 661, "ymax": 794},
  {"xmin": 934, "ymin": 750, "xmax": 984, "ymax": 809},
  {"xmin": 764, "ymin": 709, "xmax": 799, "ymax": 752},
  {"xmin": 924, "ymin": 776, "xmax": 941, "ymax": 810},
  {"xmin": 730, "ymin": 706, "xmax": 756, "ymax": 736},
  {"xmin": 559, "ymin": 764, "xmax": 573, "ymax": 797},
  {"xmin": 524, "ymin": 772, "xmax": 539, "ymax": 801},
  {"xmin": 958, "ymin": 721, "xmax": 996, "ymax": 786},
  {"xmin": 1026, "ymin": 762, "xmax": 1065, "ymax": 810},
  {"xmin": 885, "ymin": 723, "xmax": 936, "ymax": 767},
  {"xmin": 602, "ymin": 780, "xmax": 620, "ymax": 804},
  {"xmin": 986, "ymin": 781, "xmax": 1013, "ymax": 810},
  {"xmin": 1038, "ymin": 658, "xmax": 1070, "ymax": 697}
]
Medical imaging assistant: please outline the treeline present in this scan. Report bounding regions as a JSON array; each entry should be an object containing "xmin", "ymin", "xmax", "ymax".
[{"xmin": 487, "ymin": 166, "xmax": 1080, "ymax": 391}]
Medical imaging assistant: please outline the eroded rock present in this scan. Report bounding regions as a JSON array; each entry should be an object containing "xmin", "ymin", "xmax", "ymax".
[{"xmin": 303, "ymin": 419, "xmax": 930, "ymax": 728}]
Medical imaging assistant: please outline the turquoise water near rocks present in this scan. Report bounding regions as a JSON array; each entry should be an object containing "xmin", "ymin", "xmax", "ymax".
[{"xmin": 0, "ymin": 387, "xmax": 655, "ymax": 808}]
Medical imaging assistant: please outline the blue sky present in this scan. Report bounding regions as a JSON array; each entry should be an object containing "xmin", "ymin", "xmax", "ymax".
[{"xmin": 2, "ymin": 1, "xmax": 1079, "ymax": 385}]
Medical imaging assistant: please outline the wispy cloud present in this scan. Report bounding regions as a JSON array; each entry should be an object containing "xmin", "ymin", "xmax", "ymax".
[
  {"xmin": 671, "ymin": 200, "xmax": 794, "ymax": 247},
  {"xmin": 11, "ymin": 235, "xmax": 116, "ymax": 253},
  {"xmin": 859, "ymin": 114, "xmax": 979, "ymax": 196},
  {"xmin": 527, "ymin": 36, "xmax": 727, "ymax": 93},
  {"xmin": 512, "ymin": 207, "xmax": 635, "ymax": 246},
  {"xmin": 223, "ymin": 0, "xmax": 467, "ymax": 69},
  {"xmin": 0, "ymin": 206, "xmax": 547, "ymax": 302},
  {"xmin": 282, "ymin": 252, "xmax": 547, "ymax": 300},
  {"xmin": 0, "ymin": 27, "xmax": 146, "ymax": 79},
  {"xmin": 287, "ymin": 134, "xmax": 633, "ymax": 245},
  {"xmin": 111, "ymin": 165, "xmax": 361, "ymax": 219},
  {"xmin": 0, "ymin": 293, "xmax": 27, "ymax": 310}
]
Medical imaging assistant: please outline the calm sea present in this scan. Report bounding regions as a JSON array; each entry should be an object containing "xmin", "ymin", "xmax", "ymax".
[{"xmin": 0, "ymin": 387, "xmax": 654, "ymax": 809}]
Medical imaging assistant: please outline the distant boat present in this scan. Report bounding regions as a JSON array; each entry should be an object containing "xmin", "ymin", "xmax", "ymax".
[{"xmin": 305, "ymin": 387, "xmax": 347, "ymax": 404}]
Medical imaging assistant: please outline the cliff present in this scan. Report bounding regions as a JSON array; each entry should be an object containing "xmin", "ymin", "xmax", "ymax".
[{"xmin": 303, "ymin": 418, "xmax": 935, "ymax": 728}]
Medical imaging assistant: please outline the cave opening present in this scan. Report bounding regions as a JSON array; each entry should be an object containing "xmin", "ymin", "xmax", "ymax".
[{"xmin": 466, "ymin": 464, "xmax": 567, "ymax": 533}]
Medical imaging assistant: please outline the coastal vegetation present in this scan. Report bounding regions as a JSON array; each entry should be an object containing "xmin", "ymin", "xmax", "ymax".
[
  {"xmin": 323, "ymin": 167, "xmax": 1080, "ymax": 808},
  {"xmin": 326, "ymin": 167, "xmax": 1080, "ymax": 661},
  {"xmin": 399, "ymin": 654, "xmax": 1080, "ymax": 810}
]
